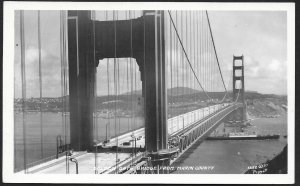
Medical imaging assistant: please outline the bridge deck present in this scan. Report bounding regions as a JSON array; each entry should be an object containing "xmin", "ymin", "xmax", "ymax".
[{"xmin": 22, "ymin": 103, "xmax": 237, "ymax": 174}]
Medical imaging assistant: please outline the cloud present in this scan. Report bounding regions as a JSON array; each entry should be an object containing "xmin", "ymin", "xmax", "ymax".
[
  {"xmin": 243, "ymin": 55, "xmax": 287, "ymax": 94},
  {"xmin": 268, "ymin": 59, "xmax": 280, "ymax": 71}
]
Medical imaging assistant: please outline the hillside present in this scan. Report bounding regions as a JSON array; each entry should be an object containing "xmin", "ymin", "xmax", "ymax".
[{"xmin": 246, "ymin": 95, "xmax": 287, "ymax": 118}]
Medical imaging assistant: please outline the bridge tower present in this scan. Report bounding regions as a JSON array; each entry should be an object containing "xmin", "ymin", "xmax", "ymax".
[
  {"xmin": 68, "ymin": 11, "xmax": 95, "ymax": 151},
  {"xmin": 232, "ymin": 55, "xmax": 247, "ymax": 122},
  {"xmin": 67, "ymin": 10, "xmax": 168, "ymax": 157}
]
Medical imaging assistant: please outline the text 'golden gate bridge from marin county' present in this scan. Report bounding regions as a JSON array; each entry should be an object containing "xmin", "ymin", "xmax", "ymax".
[{"xmin": 16, "ymin": 10, "xmax": 247, "ymax": 174}]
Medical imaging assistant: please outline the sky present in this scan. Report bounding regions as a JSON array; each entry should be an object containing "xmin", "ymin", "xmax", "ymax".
[{"xmin": 14, "ymin": 10, "xmax": 287, "ymax": 98}]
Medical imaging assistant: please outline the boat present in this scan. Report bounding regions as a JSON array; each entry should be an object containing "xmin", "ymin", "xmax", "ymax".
[{"xmin": 207, "ymin": 132, "xmax": 280, "ymax": 140}]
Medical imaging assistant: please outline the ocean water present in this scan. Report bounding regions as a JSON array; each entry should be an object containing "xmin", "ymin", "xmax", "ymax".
[
  {"xmin": 171, "ymin": 113, "xmax": 288, "ymax": 174},
  {"xmin": 14, "ymin": 112, "xmax": 144, "ymax": 172}
]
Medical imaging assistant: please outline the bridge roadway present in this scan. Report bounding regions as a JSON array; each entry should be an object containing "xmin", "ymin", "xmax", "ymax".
[
  {"xmin": 97, "ymin": 103, "xmax": 230, "ymax": 149},
  {"xmin": 23, "ymin": 103, "xmax": 239, "ymax": 174}
]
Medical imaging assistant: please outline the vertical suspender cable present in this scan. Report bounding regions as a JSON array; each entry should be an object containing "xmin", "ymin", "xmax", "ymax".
[
  {"xmin": 59, "ymin": 10, "xmax": 64, "ymax": 159},
  {"xmin": 60, "ymin": 10, "xmax": 68, "ymax": 174},
  {"xmin": 91, "ymin": 10, "xmax": 96, "ymax": 141},
  {"xmin": 208, "ymin": 12, "xmax": 210, "ymax": 103},
  {"xmin": 192, "ymin": 11, "xmax": 194, "ymax": 112},
  {"xmin": 207, "ymin": 12, "xmax": 210, "ymax": 104},
  {"xmin": 133, "ymin": 11, "xmax": 137, "ymax": 138},
  {"xmin": 201, "ymin": 11, "xmax": 204, "ymax": 117},
  {"xmin": 142, "ymin": 9, "xmax": 146, "ymax": 150},
  {"xmin": 169, "ymin": 11, "xmax": 173, "ymax": 118},
  {"xmin": 37, "ymin": 10, "xmax": 44, "ymax": 159},
  {"xmin": 126, "ymin": 11, "xmax": 130, "ymax": 131},
  {"xmin": 159, "ymin": 10, "xmax": 163, "ymax": 144},
  {"xmin": 207, "ymin": 12, "xmax": 210, "ymax": 106},
  {"xmin": 206, "ymin": 11, "xmax": 209, "ymax": 109},
  {"xmin": 193, "ymin": 11, "xmax": 196, "ymax": 117},
  {"xmin": 20, "ymin": 10, "xmax": 27, "ymax": 174},
  {"xmin": 185, "ymin": 11, "xmax": 188, "ymax": 110},
  {"xmin": 187, "ymin": 11, "xmax": 190, "ymax": 107},
  {"xmin": 64, "ymin": 10, "xmax": 69, "ymax": 157},
  {"xmin": 173, "ymin": 11, "xmax": 175, "ymax": 107},
  {"xmin": 65, "ymin": 11, "xmax": 70, "ymax": 173},
  {"xmin": 204, "ymin": 11, "xmax": 209, "ymax": 113},
  {"xmin": 178, "ymin": 11, "xmax": 182, "ymax": 106},
  {"xmin": 65, "ymin": 10, "xmax": 70, "ymax": 173},
  {"xmin": 175, "ymin": 11, "xmax": 178, "ymax": 108},
  {"xmin": 180, "ymin": 11, "xmax": 184, "ymax": 109},
  {"xmin": 113, "ymin": 10, "xmax": 119, "ymax": 173},
  {"xmin": 91, "ymin": 10, "xmax": 98, "ymax": 174},
  {"xmin": 173, "ymin": 11, "xmax": 176, "ymax": 116},
  {"xmin": 60, "ymin": 10, "xmax": 69, "ymax": 174},
  {"xmin": 130, "ymin": 11, "xmax": 134, "ymax": 159},
  {"xmin": 198, "ymin": 11, "xmax": 200, "ymax": 105},
  {"xmin": 154, "ymin": 10, "xmax": 159, "ymax": 151},
  {"xmin": 208, "ymin": 12, "xmax": 212, "ymax": 113},
  {"xmin": 60, "ymin": 10, "xmax": 64, "ymax": 150},
  {"xmin": 113, "ymin": 10, "xmax": 117, "ymax": 173},
  {"xmin": 206, "ymin": 11, "xmax": 209, "ymax": 103},
  {"xmin": 116, "ymin": 11, "xmax": 121, "ymax": 159},
  {"xmin": 134, "ymin": 11, "xmax": 137, "ymax": 155},
  {"xmin": 201, "ymin": 11, "xmax": 204, "ymax": 104},
  {"xmin": 195, "ymin": 11, "xmax": 198, "ymax": 108},
  {"xmin": 14, "ymin": 13, "xmax": 17, "ymax": 171},
  {"xmin": 196, "ymin": 11, "xmax": 199, "ymax": 108},
  {"xmin": 185, "ymin": 11, "xmax": 190, "ymax": 110},
  {"xmin": 204, "ymin": 11, "xmax": 207, "ymax": 111},
  {"xmin": 106, "ymin": 11, "xmax": 110, "ymax": 139},
  {"xmin": 189, "ymin": 11, "xmax": 192, "ymax": 108}
]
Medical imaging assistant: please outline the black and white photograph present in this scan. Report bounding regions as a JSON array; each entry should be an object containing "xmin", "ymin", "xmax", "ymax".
[{"xmin": 2, "ymin": 1, "xmax": 295, "ymax": 184}]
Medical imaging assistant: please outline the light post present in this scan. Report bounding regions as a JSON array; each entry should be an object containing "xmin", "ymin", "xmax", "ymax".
[
  {"xmin": 131, "ymin": 134, "xmax": 136, "ymax": 156},
  {"xmin": 69, "ymin": 157, "xmax": 78, "ymax": 174},
  {"xmin": 135, "ymin": 137, "xmax": 137, "ymax": 156},
  {"xmin": 105, "ymin": 123, "xmax": 108, "ymax": 141},
  {"xmin": 105, "ymin": 122, "xmax": 110, "ymax": 141},
  {"xmin": 56, "ymin": 135, "xmax": 62, "ymax": 159}
]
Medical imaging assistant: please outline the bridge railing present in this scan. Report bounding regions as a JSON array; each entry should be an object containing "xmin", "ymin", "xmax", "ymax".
[{"xmin": 167, "ymin": 103, "xmax": 230, "ymax": 135}]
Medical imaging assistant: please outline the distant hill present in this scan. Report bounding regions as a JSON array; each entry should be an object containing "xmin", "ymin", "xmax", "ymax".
[
  {"xmin": 121, "ymin": 87, "xmax": 200, "ymax": 96},
  {"xmin": 167, "ymin": 87, "xmax": 200, "ymax": 96}
]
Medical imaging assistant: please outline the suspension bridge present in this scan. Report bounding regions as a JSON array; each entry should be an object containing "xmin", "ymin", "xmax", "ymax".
[{"xmin": 15, "ymin": 10, "xmax": 247, "ymax": 174}]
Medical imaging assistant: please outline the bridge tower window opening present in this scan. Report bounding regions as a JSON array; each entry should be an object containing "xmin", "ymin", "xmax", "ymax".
[
  {"xmin": 95, "ymin": 57, "xmax": 144, "ymax": 142},
  {"xmin": 235, "ymin": 69, "xmax": 242, "ymax": 77}
]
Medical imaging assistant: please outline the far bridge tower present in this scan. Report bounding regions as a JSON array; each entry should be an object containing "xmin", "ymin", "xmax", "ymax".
[{"xmin": 232, "ymin": 55, "xmax": 247, "ymax": 123}]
